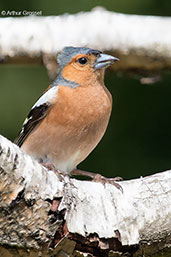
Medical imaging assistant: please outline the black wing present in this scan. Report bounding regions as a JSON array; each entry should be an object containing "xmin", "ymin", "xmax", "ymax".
[{"xmin": 14, "ymin": 103, "xmax": 50, "ymax": 147}]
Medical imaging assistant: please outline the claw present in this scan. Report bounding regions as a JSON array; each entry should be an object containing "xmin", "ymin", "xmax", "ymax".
[
  {"xmin": 71, "ymin": 169, "xmax": 123, "ymax": 192},
  {"xmin": 93, "ymin": 174, "xmax": 123, "ymax": 192}
]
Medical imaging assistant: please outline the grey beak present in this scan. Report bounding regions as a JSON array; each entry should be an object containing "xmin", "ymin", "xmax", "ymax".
[{"xmin": 94, "ymin": 53, "xmax": 119, "ymax": 70}]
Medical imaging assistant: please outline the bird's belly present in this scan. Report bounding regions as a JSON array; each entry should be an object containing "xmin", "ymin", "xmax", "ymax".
[{"xmin": 22, "ymin": 111, "xmax": 110, "ymax": 174}]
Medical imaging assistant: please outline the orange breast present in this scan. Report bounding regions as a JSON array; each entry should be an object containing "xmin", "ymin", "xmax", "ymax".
[{"xmin": 22, "ymin": 82, "xmax": 112, "ymax": 173}]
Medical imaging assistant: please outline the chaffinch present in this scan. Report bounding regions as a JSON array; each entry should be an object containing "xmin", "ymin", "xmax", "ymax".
[{"xmin": 15, "ymin": 46, "xmax": 121, "ymax": 189}]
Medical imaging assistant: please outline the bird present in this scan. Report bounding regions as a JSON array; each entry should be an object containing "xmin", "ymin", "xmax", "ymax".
[{"xmin": 14, "ymin": 46, "xmax": 121, "ymax": 189}]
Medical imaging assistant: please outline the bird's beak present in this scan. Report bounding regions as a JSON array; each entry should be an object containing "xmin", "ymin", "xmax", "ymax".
[{"xmin": 94, "ymin": 53, "xmax": 119, "ymax": 70}]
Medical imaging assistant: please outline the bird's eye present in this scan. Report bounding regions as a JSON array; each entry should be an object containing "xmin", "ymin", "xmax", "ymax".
[{"xmin": 78, "ymin": 57, "xmax": 88, "ymax": 65}]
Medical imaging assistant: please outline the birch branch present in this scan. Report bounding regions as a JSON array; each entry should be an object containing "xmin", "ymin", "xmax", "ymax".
[
  {"xmin": 0, "ymin": 7, "xmax": 171, "ymax": 79},
  {"xmin": 0, "ymin": 134, "xmax": 171, "ymax": 256}
]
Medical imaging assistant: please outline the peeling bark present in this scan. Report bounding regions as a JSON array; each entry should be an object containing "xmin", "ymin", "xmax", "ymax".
[
  {"xmin": 0, "ymin": 8, "xmax": 171, "ymax": 80},
  {"xmin": 0, "ymin": 134, "xmax": 171, "ymax": 256}
]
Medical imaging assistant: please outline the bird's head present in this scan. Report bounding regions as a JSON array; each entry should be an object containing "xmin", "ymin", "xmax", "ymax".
[{"xmin": 57, "ymin": 46, "xmax": 119, "ymax": 86}]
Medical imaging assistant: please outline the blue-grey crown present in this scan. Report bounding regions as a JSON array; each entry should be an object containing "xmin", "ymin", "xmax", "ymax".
[{"xmin": 57, "ymin": 46, "xmax": 101, "ymax": 68}]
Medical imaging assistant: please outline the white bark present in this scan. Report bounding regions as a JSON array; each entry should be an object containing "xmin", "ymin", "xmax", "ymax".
[
  {"xmin": 0, "ymin": 7, "xmax": 171, "ymax": 73},
  {"xmin": 0, "ymin": 134, "xmax": 171, "ymax": 256}
]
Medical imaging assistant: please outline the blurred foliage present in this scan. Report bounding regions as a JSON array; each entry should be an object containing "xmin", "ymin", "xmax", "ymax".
[{"xmin": 0, "ymin": 0, "xmax": 171, "ymax": 179}]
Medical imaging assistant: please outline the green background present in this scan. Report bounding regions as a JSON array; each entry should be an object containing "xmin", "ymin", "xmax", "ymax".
[{"xmin": 0, "ymin": 0, "xmax": 171, "ymax": 180}]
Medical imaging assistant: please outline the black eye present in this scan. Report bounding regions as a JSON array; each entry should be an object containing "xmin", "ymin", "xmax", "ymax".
[{"xmin": 78, "ymin": 57, "xmax": 88, "ymax": 65}]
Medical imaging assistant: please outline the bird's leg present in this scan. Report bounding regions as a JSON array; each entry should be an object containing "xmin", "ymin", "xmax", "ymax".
[
  {"xmin": 71, "ymin": 169, "xmax": 123, "ymax": 191},
  {"xmin": 41, "ymin": 162, "xmax": 68, "ymax": 181}
]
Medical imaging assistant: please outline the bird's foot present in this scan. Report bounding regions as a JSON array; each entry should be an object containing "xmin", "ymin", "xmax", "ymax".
[
  {"xmin": 71, "ymin": 169, "xmax": 123, "ymax": 192},
  {"xmin": 41, "ymin": 162, "xmax": 67, "ymax": 181},
  {"xmin": 93, "ymin": 174, "xmax": 123, "ymax": 192}
]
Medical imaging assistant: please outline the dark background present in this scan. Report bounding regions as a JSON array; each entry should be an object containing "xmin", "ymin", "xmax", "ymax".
[{"xmin": 0, "ymin": 0, "xmax": 171, "ymax": 180}]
